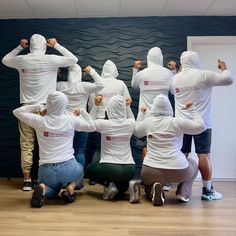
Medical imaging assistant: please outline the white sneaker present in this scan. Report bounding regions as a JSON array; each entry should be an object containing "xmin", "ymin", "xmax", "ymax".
[
  {"xmin": 128, "ymin": 179, "xmax": 142, "ymax": 203},
  {"xmin": 176, "ymin": 194, "xmax": 189, "ymax": 203},
  {"xmin": 23, "ymin": 180, "xmax": 32, "ymax": 191},
  {"xmin": 163, "ymin": 183, "xmax": 172, "ymax": 191},
  {"xmin": 201, "ymin": 187, "xmax": 223, "ymax": 201},
  {"xmin": 102, "ymin": 182, "xmax": 119, "ymax": 200},
  {"xmin": 152, "ymin": 182, "xmax": 165, "ymax": 206}
]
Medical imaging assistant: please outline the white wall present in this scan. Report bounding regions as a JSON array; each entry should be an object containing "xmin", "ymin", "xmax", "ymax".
[{"xmin": 187, "ymin": 36, "xmax": 236, "ymax": 180}]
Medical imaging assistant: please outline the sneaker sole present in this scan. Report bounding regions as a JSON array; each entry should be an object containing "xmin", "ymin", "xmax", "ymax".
[
  {"xmin": 61, "ymin": 191, "xmax": 75, "ymax": 203},
  {"xmin": 201, "ymin": 194, "xmax": 222, "ymax": 201},
  {"xmin": 163, "ymin": 186, "xmax": 171, "ymax": 191},
  {"xmin": 129, "ymin": 182, "xmax": 142, "ymax": 203},
  {"xmin": 23, "ymin": 186, "xmax": 32, "ymax": 191},
  {"xmin": 31, "ymin": 186, "xmax": 44, "ymax": 208},
  {"xmin": 176, "ymin": 195, "xmax": 189, "ymax": 203},
  {"xmin": 152, "ymin": 183, "xmax": 165, "ymax": 206}
]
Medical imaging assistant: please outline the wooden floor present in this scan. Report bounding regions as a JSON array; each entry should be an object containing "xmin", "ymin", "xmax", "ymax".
[{"xmin": 0, "ymin": 179, "xmax": 236, "ymax": 236}]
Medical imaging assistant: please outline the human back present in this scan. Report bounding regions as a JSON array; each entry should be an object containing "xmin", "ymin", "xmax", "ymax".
[{"xmin": 171, "ymin": 51, "xmax": 233, "ymax": 128}]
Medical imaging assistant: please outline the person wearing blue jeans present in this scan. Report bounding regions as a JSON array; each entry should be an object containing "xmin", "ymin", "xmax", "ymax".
[
  {"xmin": 13, "ymin": 91, "xmax": 96, "ymax": 207},
  {"xmin": 38, "ymin": 158, "xmax": 84, "ymax": 197}
]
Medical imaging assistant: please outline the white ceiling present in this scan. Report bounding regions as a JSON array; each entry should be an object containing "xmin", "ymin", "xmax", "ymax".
[{"xmin": 0, "ymin": 0, "xmax": 236, "ymax": 19}]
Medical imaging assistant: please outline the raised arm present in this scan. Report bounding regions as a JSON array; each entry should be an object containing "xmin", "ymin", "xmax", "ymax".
[
  {"xmin": 77, "ymin": 66, "xmax": 104, "ymax": 94},
  {"xmin": 47, "ymin": 38, "xmax": 78, "ymax": 67},
  {"xmin": 206, "ymin": 59, "xmax": 233, "ymax": 86},
  {"xmin": 74, "ymin": 109, "xmax": 96, "ymax": 132},
  {"xmin": 2, "ymin": 39, "xmax": 28, "ymax": 69},
  {"xmin": 13, "ymin": 104, "xmax": 45, "ymax": 129}
]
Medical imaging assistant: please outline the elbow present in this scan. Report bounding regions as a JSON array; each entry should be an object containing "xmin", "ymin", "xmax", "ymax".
[
  {"xmin": 97, "ymin": 85, "xmax": 105, "ymax": 90},
  {"xmin": 73, "ymin": 57, "xmax": 78, "ymax": 64},
  {"xmin": 12, "ymin": 109, "xmax": 17, "ymax": 117},
  {"xmin": 196, "ymin": 122, "xmax": 207, "ymax": 134},
  {"xmin": 2, "ymin": 58, "xmax": 7, "ymax": 66},
  {"xmin": 223, "ymin": 77, "xmax": 234, "ymax": 86},
  {"xmin": 134, "ymin": 130, "xmax": 142, "ymax": 138},
  {"xmin": 89, "ymin": 124, "xmax": 96, "ymax": 132}
]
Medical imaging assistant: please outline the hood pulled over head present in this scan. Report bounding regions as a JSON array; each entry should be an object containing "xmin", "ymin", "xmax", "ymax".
[
  {"xmin": 180, "ymin": 51, "xmax": 201, "ymax": 70},
  {"xmin": 68, "ymin": 64, "xmax": 82, "ymax": 83},
  {"xmin": 151, "ymin": 94, "xmax": 173, "ymax": 117},
  {"xmin": 106, "ymin": 95, "xmax": 126, "ymax": 121},
  {"xmin": 46, "ymin": 91, "xmax": 68, "ymax": 116},
  {"xmin": 147, "ymin": 47, "xmax": 163, "ymax": 67},
  {"xmin": 101, "ymin": 60, "xmax": 119, "ymax": 79},
  {"xmin": 29, "ymin": 34, "xmax": 47, "ymax": 54}
]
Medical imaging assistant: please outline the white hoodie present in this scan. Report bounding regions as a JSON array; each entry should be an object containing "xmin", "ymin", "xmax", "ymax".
[
  {"xmin": 88, "ymin": 60, "xmax": 130, "ymax": 119},
  {"xmin": 135, "ymin": 94, "xmax": 206, "ymax": 169},
  {"xmin": 171, "ymin": 51, "xmax": 233, "ymax": 128},
  {"xmin": 131, "ymin": 47, "xmax": 173, "ymax": 113},
  {"xmin": 57, "ymin": 64, "xmax": 104, "ymax": 115},
  {"xmin": 13, "ymin": 91, "xmax": 95, "ymax": 165},
  {"xmin": 93, "ymin": 95, "xmax": 135, "ymax": 164},
  {"xmin": 2, "ymin": 34, "xmax": 78, "ymax": 104}
]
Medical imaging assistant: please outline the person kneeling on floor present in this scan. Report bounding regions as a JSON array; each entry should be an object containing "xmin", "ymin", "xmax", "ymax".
[
  {"xmin": 13, "ymin": 91, "xmax": 96, "ymax": 207},
  {"xmin": 134, "ymin": 94, "xmax": 206, "ymax": 206}
]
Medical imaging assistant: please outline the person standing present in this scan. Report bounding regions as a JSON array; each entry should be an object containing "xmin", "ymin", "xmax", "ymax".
[
  {"xmin": 57, "ymin": 64, "xmax": 104, "ymax": 167},
  {"xmin": 131, "ymin": 47, "xmax": 173, "ymax": 161},
  {"xmin": 171, "ymin": 51, "xmax": 234, "ymax": 200},
  {"xmin": 87, "ymin": 60, "xmax": 132, "ymax": 172},
  {"xmin": 2, "ymin": 34, "xmax": 78, "ymax": 190},
  {"xmin": 135, "ymin": 94, "xmax": 206, "ymax": 206}
]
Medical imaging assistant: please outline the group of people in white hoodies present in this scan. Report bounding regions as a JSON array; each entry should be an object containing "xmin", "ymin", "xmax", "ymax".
[{"xmin": 3, "ymin": 34, "xmax": 234, "ymax": 208}]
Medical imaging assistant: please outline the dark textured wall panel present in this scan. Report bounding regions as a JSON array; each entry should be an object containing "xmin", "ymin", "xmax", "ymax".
[{"xmin": 0, "ymin": 16, "xmax": 236, "ymax": 177}]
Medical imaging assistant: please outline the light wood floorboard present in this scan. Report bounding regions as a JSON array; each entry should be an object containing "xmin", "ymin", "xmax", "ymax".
[{"xmin": 0, "ymin": 179, "xmax": 235, "ymax": 236}]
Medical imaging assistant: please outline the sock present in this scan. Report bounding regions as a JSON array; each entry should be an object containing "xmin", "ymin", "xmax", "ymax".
[{"xmin": 202, "ymin": 180, "xmax": 212, "ymax": 190}]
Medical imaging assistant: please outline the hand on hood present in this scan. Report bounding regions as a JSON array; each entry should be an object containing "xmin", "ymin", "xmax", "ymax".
[{"xmin": 20, "ymin": 39, "xmax": 29, "ymax": 49}]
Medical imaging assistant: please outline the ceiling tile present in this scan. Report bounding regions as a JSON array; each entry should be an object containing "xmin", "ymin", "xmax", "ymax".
[
  {"xmin": 28, "ymin": 0, "xmax": 76, "ymax": 18},
  {"xmin": 163, "ymin": 0, "xmax": 215, "ymax": 16},
  {"xmin": 75, "ymin": 0, "xmax": 120, "ymax": 18},
  {"xmin": 120, "ymin": 0, "xmax": 167, "ymax": 17},
  {"xmin": 0, "ymin": 0, "xmax": 33, "ymax": 18},
  {"xmin": 206, "ymin": 0, "xmax": 236, "ymax": 16}
]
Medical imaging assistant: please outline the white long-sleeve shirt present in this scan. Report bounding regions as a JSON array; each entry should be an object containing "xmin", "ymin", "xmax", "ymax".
[
  {"xmin": 135, "ymin": 95, "xmax": 206, "ymax": 169},
  {"xmin": 131, "ymin": 47, "xmax": 173, "ymax": 113},
  {"xmin": 57, "ymin": 68, "xmax": 104, "ymax": 115},
  {"xmin": 92, "ymin": 96, "xmax": 135, "ymax": 164},
  {"xmin": 88, "ymin": 60, "xmax": 130, "ymax": 119},
  {"xmin": 13, "ymin": 103, "xmax": 95, "ymax": 165},
  {"xmin": 171, "ymin": 51, "xmax": 234, "ymax": 128},
  {"xmin": 2, "ymin": 42, "xmax": 78, "ymax": 104}
]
